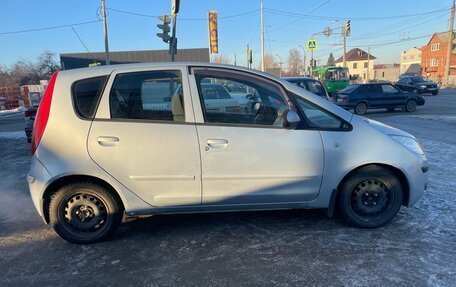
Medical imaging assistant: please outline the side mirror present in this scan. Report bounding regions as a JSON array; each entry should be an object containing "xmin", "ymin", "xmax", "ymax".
[{"xmin": 282, "ymin": 110, "xmax": 301, "ymax": 130}]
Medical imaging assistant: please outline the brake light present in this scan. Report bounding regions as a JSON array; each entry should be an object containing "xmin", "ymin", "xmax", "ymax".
[
  {"xmin": 343, "ymin": 97, "xmax": 350, "ymax": 103},
  {"xmin": 31, "ymin": 71, "xmax": 58, "ymax": 156}
]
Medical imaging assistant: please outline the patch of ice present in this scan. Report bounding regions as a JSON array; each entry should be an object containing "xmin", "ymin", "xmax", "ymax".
[{"xmin": 0, "ymin": 131, "xmax": 26, "ymax": 139}]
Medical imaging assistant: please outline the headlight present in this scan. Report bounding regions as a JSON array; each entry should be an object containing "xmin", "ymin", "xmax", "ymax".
[
  {"xmin": 420, "ymin": 85, "xmax": 426, "ymax": 88},
  {"xmin": 390, "ymin": 135, "xmax": 425, "ymax": 155}
]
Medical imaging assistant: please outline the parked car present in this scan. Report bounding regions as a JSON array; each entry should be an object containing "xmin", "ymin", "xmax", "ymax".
[
  {"xmin": 333, "ymin": 83, "xmax": 425, "ymax": 115},
  {"xmin": 27, "ymin": 63, "xmax": 428, "ymax": 244},
  {"xmin": 395, "ymin": 76, "xmax": 439, "ymax": 95},
  {"xmin": 24, "ymin": 105, "xmax": 39, "ymax": 143},
  {"xmin": 282, "ymin": 77, "xmax": 331, "ymax": 101}
]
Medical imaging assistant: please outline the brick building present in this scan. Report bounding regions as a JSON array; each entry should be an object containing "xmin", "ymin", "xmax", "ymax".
[
  {"xmin": 421, "ymin": 32, "xmax": 456, "ymax": 84},
  {"xmin": 0, "ymin": 85, "xmax": 24, "ymax": 110}
]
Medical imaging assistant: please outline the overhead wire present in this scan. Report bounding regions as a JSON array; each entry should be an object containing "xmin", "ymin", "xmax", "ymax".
[{"xmin": 0, "ymin": 20, "xmax": 101, "ymax": 35}]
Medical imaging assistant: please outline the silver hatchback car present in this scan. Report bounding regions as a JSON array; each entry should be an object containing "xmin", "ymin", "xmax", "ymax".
[{"xmin": 27, "ymin": 63, "xmax": 429, "ymax": 244}]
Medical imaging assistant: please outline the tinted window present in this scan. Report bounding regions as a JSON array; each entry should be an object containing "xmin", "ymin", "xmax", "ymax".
[
  {"xmin": 72, "ymin": 76, "xmax": 107, "ymax": 118},
  {"xmin": 355, "ymin": 85, "xmax": 369, "ymax": 94},
  {"xmin": 382, "ymin": 84, "xmax": 399, "ymax": 94},
  {"xmin": 306, "ymin": 80, "xmax": 326, "ymax": 97},
  {"xmin": 195, "ymin": 71, "xmax": 289, "ymax": 127},
  {"xmin": 294, "ymin": 96, "xmax": 343, "ymax": 129},
  {"xmin": 339, "ymin": 85, "xmax": 359, "ymax": 93},
  {"xmin": 368, "ymin": 85, "xmax": 382, "ymax": 94},
  {"xmin": 110, "ymin": 70, "xmax": 184, "ymax": 122}
]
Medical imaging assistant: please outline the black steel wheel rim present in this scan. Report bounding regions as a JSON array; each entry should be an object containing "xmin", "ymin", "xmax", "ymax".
[
  {"xmin": 407, "ymin": 101, "xmax": 416, "ymax": 110},
  {"xmin": 59, "ymin": 192, "xmax": 110, "ymax": 237},
  {"xmin": 349, "ymin": 178, "xmax": 394, "ymax": 221}
]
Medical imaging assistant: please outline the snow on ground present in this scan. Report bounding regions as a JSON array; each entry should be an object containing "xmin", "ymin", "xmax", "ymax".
[
  {"xmin": 0, "ymin": 115, "xmax": 455, "ymax": 286},
  {"xmin": 0, "ymin": 107, "xmax": 26, "ymax": 116},
  {"xmin": 0, "ymin": 131, "xmax": 26, "ymax": 139},
  {"xmin": 399, "ymin": 114, "xmax": 456, "ymax": 124}
]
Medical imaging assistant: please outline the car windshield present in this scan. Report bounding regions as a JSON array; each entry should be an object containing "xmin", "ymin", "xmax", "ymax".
[{"xmin": 339, "ymin": 85, "xmax": 359, "ymax": 93}]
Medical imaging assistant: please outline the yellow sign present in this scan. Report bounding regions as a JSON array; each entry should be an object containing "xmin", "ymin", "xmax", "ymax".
[
  {"xmin": 307, "ymin": 39, "xmax": 318, "ymax": 50},
  {"xmin": 208, "ymin": 11, "xmax": 218, "ymax": 54}
]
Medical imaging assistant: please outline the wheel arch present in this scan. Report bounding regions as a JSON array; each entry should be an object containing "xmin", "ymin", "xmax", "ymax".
[
  {"xmin": 328, "ymin": 163, "xmax": 410, "ymax": 217},
  {"xmin": 42, "ymin": 175, "xmax": 125, "ymax": 224}
]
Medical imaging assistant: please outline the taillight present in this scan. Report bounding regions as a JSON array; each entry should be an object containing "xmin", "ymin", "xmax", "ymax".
[
  {"xmin": 31, "ymin": 71, "xmax": 58, "ymax": 156},
  {"xmin": 343, "ymin": 97, "xmax": 350, "ymax": 103}
]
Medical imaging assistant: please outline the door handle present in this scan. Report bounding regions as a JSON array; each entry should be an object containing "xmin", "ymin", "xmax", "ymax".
[
  {"xmin": 97, "ymin": 136, "xmax": 120, "ymax": 146},
  {"xmin": 206, "ymin": 139, "xmax": 228, "ymax": 149}
]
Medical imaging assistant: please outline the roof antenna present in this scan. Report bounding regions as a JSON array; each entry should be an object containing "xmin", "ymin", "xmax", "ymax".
[{"xmin": 71, "ymin": 27, "xmax": 99, "ymax": 65}]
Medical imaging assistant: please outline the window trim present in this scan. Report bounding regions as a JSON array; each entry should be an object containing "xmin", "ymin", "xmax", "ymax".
[
  {"xmin": 108, "ymin": 69, "xmax": 184, "ymax": 123},
  {"xmin": 71, "ymin": 75, "xmax": 109, "ymax": 121},
  {"xmin": 190, "ymin": 67, "xmax": 297, "ymax": 129},
  {"xmin": 289, "ymin": 92, "xmax": 352, "ymax": 132}
]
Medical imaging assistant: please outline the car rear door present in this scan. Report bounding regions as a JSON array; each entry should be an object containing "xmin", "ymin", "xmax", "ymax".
[
  {"xmin": 87, "ymin": 66, "xmax": 202, "ymax": 207},
  {"xmin": 189, "ymin": 67, "xmax": 324, "ymax": 205}
]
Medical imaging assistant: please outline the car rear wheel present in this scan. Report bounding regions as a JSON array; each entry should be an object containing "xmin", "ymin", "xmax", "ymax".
[
  {"xmin": 354, "ymin": 102, "xmax": 368, "ymax": 115},
  {"xmin": 405, "ymin": 100, "xmax": 417, "ymax": 112},
  {"xmin": 49, "ymin": 182, "xmax": 123, "ymax": 244},
  {"xmin": 337, "ymin": 165, "xmax": 403, "ymax": 228}
]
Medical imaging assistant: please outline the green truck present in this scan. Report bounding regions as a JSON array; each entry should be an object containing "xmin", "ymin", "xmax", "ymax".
[{"xmin": 312, "ymin": 66, "xmax": 350, "ymax": 95}]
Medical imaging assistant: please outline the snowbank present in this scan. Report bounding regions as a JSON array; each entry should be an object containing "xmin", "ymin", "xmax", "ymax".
[
  {"xmin": 0, "ymin": 131, "xmax": 26, "ymax": 139},
  {"xmin": 0, "ymin": 106, "xmax": 27, "ymax": 116}
]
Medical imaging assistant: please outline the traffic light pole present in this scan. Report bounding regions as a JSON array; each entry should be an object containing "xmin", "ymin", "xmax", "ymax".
[
  {"xmin": 342, "ymin": 27, "xmax": 346, "ymax": 68},
  {"xmin": 101, "ymin": 0, "xmax": 110, "ymax": 65},
  {"xmin": 170, "ymin": 14, "xmax": 177, "ymax": 62}
]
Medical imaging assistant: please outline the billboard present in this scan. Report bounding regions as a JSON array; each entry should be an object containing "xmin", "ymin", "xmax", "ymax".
[{"xmin": 208, "ymin": 11, "xmax": 218, "ymax": 54}]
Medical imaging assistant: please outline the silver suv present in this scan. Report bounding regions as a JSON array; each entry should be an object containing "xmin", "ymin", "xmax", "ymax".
[{"xmin": 27, "ymin": 63, "xmax": 429, "ymax": 244}]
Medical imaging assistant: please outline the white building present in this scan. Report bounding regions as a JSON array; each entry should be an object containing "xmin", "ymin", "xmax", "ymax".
[
  {"xmin": 400, "ymin": 47, "xmax": 422, "ymax": 74},
  {"xmin": 335, "ymin": 48, "xmax": 376, "ymax": 82}
]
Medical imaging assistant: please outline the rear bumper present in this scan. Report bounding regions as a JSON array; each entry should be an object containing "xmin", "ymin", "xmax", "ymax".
[{"xmin": 27, "ymin": 156, "xmax": 52, "ymax": 222}]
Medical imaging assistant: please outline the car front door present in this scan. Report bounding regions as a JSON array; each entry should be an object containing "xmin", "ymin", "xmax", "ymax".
[
  {"xmin": 189, "ymin": 68, "xmax": 324, "ymax": 205},
  {"xmin": 365, "ymin": 84, "xmax": 383, "ymax": 108},
  {"xmin": 88, "ymin": 67, "xmax": 202, "ymax": 207},
  {"xmin": 381, "ymin": 84, "xmax": 405, "ymax": 107}
]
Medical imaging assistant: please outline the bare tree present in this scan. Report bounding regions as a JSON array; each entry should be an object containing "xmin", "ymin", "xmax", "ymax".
[
  {"xmin": 36, "ymin": 50, "xmax": 60, "ymax": 77},
  {"xmin": 9, "ymin": 59, "xmax": 41, "ymax": 85},
  {"xmin": 257, "ymin": 53, "xmax": 279, "ymax": 70},
  {"xmin": 287, "ymin": 48, "xmax": 303, "ymax": 77},
  {"xmin": 212, "ymin": 54, "xmax": 230, "ymax": 64}
]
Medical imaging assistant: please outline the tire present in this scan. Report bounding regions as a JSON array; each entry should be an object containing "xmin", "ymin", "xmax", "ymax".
[
  {"xmin": 49, "ymin": 182, "xmax": 123, "ymax": 244},
  {"xmin": 337, "ymin": 165, "xmax": 403, "ymax": 228},
  {"xmin": 386, "ymin": 108, "xmax": 395, "ymax": 112},
  {"xmin": 405, "ymin": 100, "xmax": 417, "ymax": 112},
  {"xmin": 354, "ymin": 102, "xmax": 368, "ymax": 115}
]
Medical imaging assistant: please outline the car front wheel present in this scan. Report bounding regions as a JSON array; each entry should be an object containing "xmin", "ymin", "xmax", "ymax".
[
  {"xmin": 49, "ymin": 182, "xmax": 123, "ymax": 244},
  {"xmin": 337, "ymin": 165, "xmax": 403, "ymax": 228}
]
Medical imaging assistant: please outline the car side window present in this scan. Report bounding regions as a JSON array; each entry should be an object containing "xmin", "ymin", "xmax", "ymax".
[
  {"xmin": 109, "ymin": 70, "xmax": 185, "ymax": 122},
  {"xmin": 306, "ymin": 81, "xmax": 326, "ymax": 97},
  {"xmin": 382, "ymin": 84, "xmax": 399, "ymax": 94},
  {"xmin": 194, "ymin": 71, "xmax": 289, "ymax": 127},
  {"xmin": 368, "ymin": 85, "xmax": 382, "ymax": 94},
  {"xmin": 72, "ymin": 76, "xmax": 107, "ymax": 119},
  {"xmin": 293, "ymin": 96, "xmax": 344, "ymax": 129}
]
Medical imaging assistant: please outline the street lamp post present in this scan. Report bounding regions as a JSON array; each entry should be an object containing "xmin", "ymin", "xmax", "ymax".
[{"xmin": 298, "ymin": 44, "xmax": 307, "ymax": 76}]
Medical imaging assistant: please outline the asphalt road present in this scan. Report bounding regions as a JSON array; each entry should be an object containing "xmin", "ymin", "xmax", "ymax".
[
  {"xmin": 0, "ymin": 90, "xmax": 455, "ymax": 286},
  {"xmin": 0, "ymin": 113, "xmax": 24, "ymax": 132}
]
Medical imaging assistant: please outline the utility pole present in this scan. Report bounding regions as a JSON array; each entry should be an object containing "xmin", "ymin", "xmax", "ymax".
[
  {"xmin": 170, "ymin": 13, "xmax": 177, "ymax": 62},
  {"xmin": 234, "ymin": 53, "xmax": 237, "ymax": 66},
  {"xmin": 101, "ymin": 0, "xmax": 110, "ymax": 65},
  {"xmin": 444, "ymin": 0, "xmax": 455, "ymax": 85},
  {"xmin": 366, "ymin": 47, "xmax": 370, "ymax": 82},
  {"xmin": 342, "ymin": 27, "xmax": 346, "ymax": 68},
  {"xmin": 260, "ymin": 2, "xmax": 265, "ymax": 72},
  {"xmin": 276, "ymin": 54, "xmax": 283, "ymax": 77},
  {"xmin": 246, "ymin": 44, "xmax": 250, "ymax": 67}
]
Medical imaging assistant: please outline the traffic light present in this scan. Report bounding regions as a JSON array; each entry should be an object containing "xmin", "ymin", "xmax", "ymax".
[
  {"xmin": 157, "ymin": 15, "xmax": 171, "ymax": 43},
  {"xmin": 345, "ymin": 20, "xmax": 351, "ymax": 36}
]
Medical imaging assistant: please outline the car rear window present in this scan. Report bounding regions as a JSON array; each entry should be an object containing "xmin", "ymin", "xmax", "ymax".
[
  {"xmin": 72, "ymin": 76, "xmax": 107, "ymax": 119},
  {"xmin": 339, "ymin": 85, "xmax": 359, "ymax": 93}
]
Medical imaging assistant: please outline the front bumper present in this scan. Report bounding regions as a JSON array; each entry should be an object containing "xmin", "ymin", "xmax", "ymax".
[{"xmin": 402, "ymin": 156, "xmax": 429, "ymax": 207}]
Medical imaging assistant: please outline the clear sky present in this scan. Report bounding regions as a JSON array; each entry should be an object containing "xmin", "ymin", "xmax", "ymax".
[{"xmin": 0, "ymin": 0, "xmax": 452, "ymax": 68}]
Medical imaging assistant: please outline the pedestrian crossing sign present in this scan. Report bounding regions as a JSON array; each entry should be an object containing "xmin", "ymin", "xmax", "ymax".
[{"xmin": 307, "ymin": 39, "xmax": 318, "ymax": 50}]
